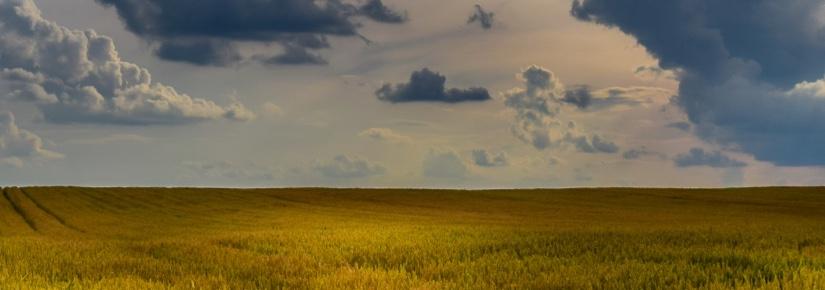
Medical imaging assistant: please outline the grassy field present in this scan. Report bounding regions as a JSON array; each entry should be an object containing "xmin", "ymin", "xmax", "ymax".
[{"xmin": 1, "ymin": 187, "xmax": 825, "ymax": 289}]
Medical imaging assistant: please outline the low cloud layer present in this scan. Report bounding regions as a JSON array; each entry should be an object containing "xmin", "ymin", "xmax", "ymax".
[
  {"xmin": 96, "ymin": 0, "xmax": 406, "ymax": 66},
  {"xmin": 472, "ymin": 149, "xmax": 508, "ymax": 167},
  {"xmin": 422, "ymin": 150, "xmax": 467, "ymax": 179},
  {"xmin": 0, "ymin": 0, "xmax": 253, "ymax": 125},
  {"xmin": 468, "ymin": 4, "xmax": 495, "ymax": 30},
  {"xmin": 313, "ymin": 155, "xmax": 386, "ymax": 179},
  {"xmin": 359, "ymin": 128, "xmax": 412, "ymax": 143},
  {"xmin": 674, "ymin": 148, "xmax": 747, "ymax": 168},
  {"xmin": 0, "ymin": 112, "xmax": 62, "ymax": 167},
  {"xmin": 182, "ymin": 161, "xmax": 275, "ymax": 181},
  {"xmin": 622, "ymin": 147, "xmax": 665, "ymax": 160},
  {"xmin": 573, "ymin": 0, "xmax": 825, "ymax": 166},
  {"xmin": 565, "ymin": 134, "xmax": 619, "ymax": 154},
  {"xmin": 376, "ymin": 68, "xmax": 491, "ymax": 103}
]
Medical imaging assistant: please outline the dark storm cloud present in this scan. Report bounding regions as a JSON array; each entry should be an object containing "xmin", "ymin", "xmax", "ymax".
[
  {"xmin": 376, "ymin": 68, "xmax": 491, "ymax": 103},
  {"xmin": 95, "ymin": 0, "xmax": 359, "ymax": 40},
  {"xmin": 360, "ymin": 0, "xmax": 408, "ymax": 23},
  {"xmin": 0, "ymin": 0, "xmax": 253, "ymax": 125},
  {"xmin": 95, "ymin": 0, "xmax": 406, "ymax": 66},
  {"xmin": 674, "ymin": 148, "xmax": 747, "ymax": 168},
  {"xmin": 155, "ymin": 40, "xmax": 242, "ymax": 67},
  {"xmin": 572, "ymin": 0, "xmax": 825, "ymax": 166},
  {"xmin": 468, "ymin": 4, "xmax": 495, "ymax": 30}
]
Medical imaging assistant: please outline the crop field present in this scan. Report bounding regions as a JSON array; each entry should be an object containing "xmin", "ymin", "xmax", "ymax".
[{"xmin": 1, "ymin": 187, "xmax": 825, "ymax": 289}]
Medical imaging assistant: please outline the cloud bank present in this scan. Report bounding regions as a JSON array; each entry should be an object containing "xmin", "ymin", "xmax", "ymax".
[
  {"xmin": 96, "ymin": 0, "xmax": 407, "ymax": 66},
  {"xmin": 573, "ymin": 0, "xmax": 825, "ymax": 166},
  {"xmin": 0, "ymin": 0, "xmax": 253, "ymax": 125}
]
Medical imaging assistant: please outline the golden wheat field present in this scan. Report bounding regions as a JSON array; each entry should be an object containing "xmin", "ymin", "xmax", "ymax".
[{"xmin": 0, "ymin": 187, "xmax": 824, "ymax": 289}]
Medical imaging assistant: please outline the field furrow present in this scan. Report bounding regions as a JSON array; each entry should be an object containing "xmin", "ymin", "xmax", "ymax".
[
  {"xmin": 0, "ymin": 187, "xmax": 36, "ymax": 235},
  {"xmin": 19, "ymin": 188, "xmax": 85, "ymax": 233},
  {"xmin": 2, "ymin": 187, "xmax": 38, "ymax": 233},
  {"xmin": 2, "ymin": 187, "xmax": 78, "ymax": 236}
]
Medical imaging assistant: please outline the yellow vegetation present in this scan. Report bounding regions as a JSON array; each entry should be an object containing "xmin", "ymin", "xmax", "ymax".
[{"xmin": 1, "ymin": 187, "xmax": 824, "ymax": 289}]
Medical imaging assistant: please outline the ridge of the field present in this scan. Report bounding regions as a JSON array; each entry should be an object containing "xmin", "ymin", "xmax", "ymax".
[{"xmin": 1, "ymin": 186, "xmax": 825, "ymax": 289}]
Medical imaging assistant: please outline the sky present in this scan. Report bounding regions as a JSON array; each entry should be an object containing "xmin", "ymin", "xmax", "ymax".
[{"xmin": 2, "ymin": 0, "xmax": 825, "ymax": 188}]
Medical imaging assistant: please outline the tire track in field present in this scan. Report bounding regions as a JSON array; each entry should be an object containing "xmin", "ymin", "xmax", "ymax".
[
  {"xmin": 20, "ymin": 188, "xmax": 85, "ymax": 233},
  {"xmin": 2, "ymin": 187, "xmax": 38, "ymax": 232}
]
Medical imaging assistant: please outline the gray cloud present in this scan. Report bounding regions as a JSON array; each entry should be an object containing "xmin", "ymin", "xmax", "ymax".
[
  {"xmin": 422, "ymin": 150, "xmax": 467, "ymax": 179},
  {"xmin": 471, "ymin": 149, "xmax": 508, "ymax": 167},
  {"xmin": 565, "ymin": 134, "xmax": 619, "ymax": 154},
  {"xmin": 563, "ymin": 86, "xmax": 657, "ymax": 110},
  {"xmin": 96, "ymin": 0, "xmax": 406, "ymax": 66},
  {"xmin": 0, "ymin": 112, "xmax": 62, "ymax": 167},
  {"xmin": 376, "ymin": 68, "xmax": 491, "ymax": 103},
  {"xmin": 573, "ymin": 0, "xmax": 825, "ymax": 166},
  {"xmin": 622, "ymin": 149, "xmax": 645, "ymax": 160},
  {"xmin": 468, "ymin": 4, "xmax": 495, "ymax": 30},
  {"xmin": 674, "ymin": 148, "xmax": 747, "ymax": 168},
  {"xmin": 504, "ymin": 66, "xmax": 563, "ymax": 150},
  {"xmin": 634, "ymin": 65, "xmax": 677, "ymax": 81},
  {"xmin": 0, "ymin": 0, "xmax": 254, "ymax": 125},
  {"xmin": 313, "ymin": 155, "xmax": 386, "ymax": 179},
  {"xmin": 504, "ymin": 65, "xmax": 645, "ymax": 151},
  {"xmin": 622, "ymin": 147, "xmax": 665, "ymax": 160},
  {"xmin": 561, "ymin": 86, "xmax": 593, "ymax": 109},
  {"xmin": 260, "ymin": 43, "xmax": 329, "ymax": 66}
]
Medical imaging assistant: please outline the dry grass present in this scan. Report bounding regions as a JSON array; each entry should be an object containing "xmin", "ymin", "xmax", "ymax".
[{"xmin": 1, "ymin": 187, "xmax": 825, "ymax": 289}]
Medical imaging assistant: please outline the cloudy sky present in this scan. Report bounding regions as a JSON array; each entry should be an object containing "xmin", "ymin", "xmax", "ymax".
[{"xmin": 2, "ymin": 0, "xmax": 825, "ymax": 188}]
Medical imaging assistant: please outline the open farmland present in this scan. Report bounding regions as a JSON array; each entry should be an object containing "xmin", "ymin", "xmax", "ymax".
[{"xmin": 1, "ymin": 187, "xmax": 825, "ymax": 289}]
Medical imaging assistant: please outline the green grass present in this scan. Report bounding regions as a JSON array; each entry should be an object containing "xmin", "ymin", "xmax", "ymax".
[{"xmin": 1, "ymin": 187, "xmax": 825, "ymax": 289}]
